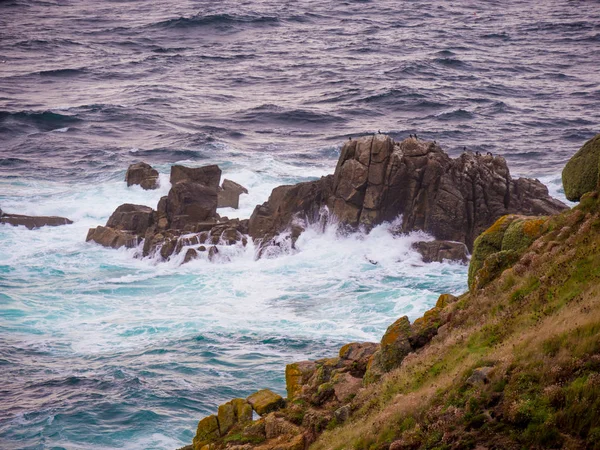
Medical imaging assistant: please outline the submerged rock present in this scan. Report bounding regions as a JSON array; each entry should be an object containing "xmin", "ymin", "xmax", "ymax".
[
  {"xmin": 0, "ymin": 212, "xmax": 73, "ymax": 229},
  {"xmin": 125, "ymin": 162, "xmax": 159, "ymax": 190}
]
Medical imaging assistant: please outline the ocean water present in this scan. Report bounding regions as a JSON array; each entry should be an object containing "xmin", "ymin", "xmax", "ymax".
[{"xmin": 0, "ymin": 0, "xmax": 597, "ymax": 449}]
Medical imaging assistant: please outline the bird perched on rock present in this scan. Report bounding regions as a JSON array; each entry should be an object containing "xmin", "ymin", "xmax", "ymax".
[{"xmin": 378, "ymin": 129, "xmax": 381, "ymax": 134}]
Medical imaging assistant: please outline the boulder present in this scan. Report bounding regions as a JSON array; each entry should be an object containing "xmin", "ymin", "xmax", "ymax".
[
  {"xmin": 468, "ymin": 215, "xmax": 546, "ymax": 289},
  {"xmin": 166, "ymin": 181, "xmax": 218, "ymax": 229},
  {"xmin": 192, "ymin": 414, "xmax": 220, "ymax": 450},
  {"xmin": 0, "ymin": 212, "xmax": 73, "ymax": 229},
  {"xmin": 218, "ymin": 179, "xmax": 249, "ymax": 209},
  {"xmin": 183, "ymin": 248, "xmax": 198, "ymax": 264},
  {"xmin": 562, "ymin": 133, "xmax": 600, "ymax": 201},
  {"xmin": 247, "ymin": 389, "xmax": 285, "ymax": 416},
  {"xmin": 412, "ymin": 240, "xmax": 469, "ymax": 263},
  {"xmin": 249, "ymin": 135, "xmax": 567, "ymax": 251},
  {"xmin": 86, "ymin": 226, "xmax": 141, "ymax": 249},
  {"xmin": 170, "ymin": 164, "xmax": 221, "ymax": 189},
  {"xmin": 364, "ymin": 316, "xmax": 413, "ymax": 384},
  {"xmin": 125, "ymin": 162, "xmax": 159, "ymax": 190},
  {"xmin": 106, "ymin": 203, "xmax": 154, "ymax": 235}
]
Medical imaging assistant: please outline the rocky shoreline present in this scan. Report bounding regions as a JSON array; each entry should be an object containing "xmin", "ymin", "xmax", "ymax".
[
  {"xmin": 180, "ymin": 134, "xmax": 600, "ymax": 450},
  {"xmin": 85, "ymin": 135, "xmax": 566, "ymax": 265}
]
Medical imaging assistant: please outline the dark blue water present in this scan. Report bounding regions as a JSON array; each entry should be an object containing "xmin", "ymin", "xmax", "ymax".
[{"xmin": 1, "ymin": 0, "xmax": 599, "ymax": 448}]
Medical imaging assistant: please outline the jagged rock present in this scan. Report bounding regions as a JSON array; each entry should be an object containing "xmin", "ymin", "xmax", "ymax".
[
  {"xmin": 331, "ymin": 372, "xmax": 362, "ymax": 403},
  {"xmin": 86, "ymin": 226, "xmax": 141, "ymax": 249},
  {"xmin": 468, "ymin": 215, "xmax": 547, "ymax": 289},
  {"xmin": 170, "ymin": 164, "xmax": 221, "ymax": 189},
  {"xmin": 218, "ymin": 179, "xmax": 249, "ymax": 209},
  {"xmin": 208, "ymin": 245, "xmax": 219, "ymax": 262},
  {"xmin": 286, "ymin": 361, "xmax": 317, "ymax": 401},
  {"xmin": 166, "ymin": 181, "xmax": 218, "ymax": 230},
  {"xmin": 338, "ymin": 342, "xmax": 379, "ymax": 377},
  {"xmin": 0, "ymin": 212, "xmax": 73, "ymax": 229},
  {"xmin": 412, "ymin": 240, "xmax": 469, "ymax": 263},
  {"xmin": 106, "ymin": 203, "xmax": 154, "ymax": 235},
  {"xmin": 247, "ymin": 389, "xmax": 285, "ymax": 416},
  {"xmin": 249, "ymin": 135, "xmax": 567, "ymax": 252},
  {"xmin": 264, "ymin": 413, "xmax": 301, "ymax": 439},
  {"xmin": 248, "ymin": 176, "xmax": 333, "ymax": 243},
  {"xmin": 125, "ymin": 162, "xmax": 159, "ymax": 190},
  {"xmin": 192, "ymin": 415, "xmax": 220, "ymax": 450},
  {"xmin": 562, "ymin": 133, "xmax": 600, "ymax": 201}
]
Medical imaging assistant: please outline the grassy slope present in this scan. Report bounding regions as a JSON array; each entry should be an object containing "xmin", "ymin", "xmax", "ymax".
[{"xmin": 312, "ymin": 193, "xmax": 600, "ymax": 450}]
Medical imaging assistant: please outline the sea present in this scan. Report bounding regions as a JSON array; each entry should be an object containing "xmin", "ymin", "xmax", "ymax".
[{"xmin": 0, "ymin": 0, "xmax": 598, "ymax": 448}]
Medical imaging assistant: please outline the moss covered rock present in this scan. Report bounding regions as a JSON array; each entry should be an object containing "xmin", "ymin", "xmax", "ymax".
[
  {"xmin": 192, "ymin": 415, "xmax": 220, "ymax": 450},
  {"xmin": 247, "ymin": 389, "xmax": 285, "ymax": 416},
  {"xmin": 364, "ymin": 316, "xmax": 412, "ymax": 384},
  {"xmin": 562, "ymin": 133, "xmax": 600, "ymax": 201},
  {"xmin": 469, "ymin": 215, "xmax": 546, "ymax": 289}
]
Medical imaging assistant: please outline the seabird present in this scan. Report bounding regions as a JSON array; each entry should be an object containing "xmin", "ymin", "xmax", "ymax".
[
  {"xmin": 378, "ymin": 129, "xmax": 381, "ymax": 134},
  {"xmin": 415, "ymin": 134, "xmax": 419, "ymax": 140},
  {"xmin": 409, "ymin": 134, "xmax": 413, "ymax": 139},
  {"xmin": 476, "ymin": 151, "xmax": 481, "ymax": 156},
  {"xmin": 463, "ymin": 146, "xmax": 467, "ymax": 151},
  {"xmin": 348, "ymin": 136, "xmax": 352, "ymax": 141},
  {"xmin": 487, "ymin": 151, "xmax": 493, "ymax": 156}
]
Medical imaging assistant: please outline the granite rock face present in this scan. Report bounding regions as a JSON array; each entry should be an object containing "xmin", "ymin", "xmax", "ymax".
[
  {"xmin": 125, "ymin": 162, "xmax": 159, "ymax": 190},
  {"xmin": 218, "ymin": 178, "xmax": 248, "ymax": 209},
  {"xmin": 412, "ymin": 240, "xmax": 469, "ymax": 263},
  {"xmin": 249, "ymin": 135, "xmax": 567, "ymax": 251}
]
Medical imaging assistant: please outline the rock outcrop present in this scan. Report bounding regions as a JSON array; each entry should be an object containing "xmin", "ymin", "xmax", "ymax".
[
  {"xmin": 188, "ymin": 294, "xmax": 460, "ymax": 450},
  {"xmin": 250, "ymin": 135, "xmax": 567, "ymax": 252},
  {"xmin": 562, "ymin": 133, "xmax": 600, "ymax": 201},
  {"xmin": 0, "ymin": 211, "xmax": 73, "ymax": 229},
  {"xmin": 468, "ymin": 214, "xmax": 547, "ymax": 289},
  {"xmin": 125, "ymin": 162, "xmax": 159, "ymax": 190},
  {"xmin": 218, "ymin": 179, "xmax": 249, "ymax": 209},
  {"xmin": 87, "ymin": 164, "xmax": 251, "ymax": 262}
]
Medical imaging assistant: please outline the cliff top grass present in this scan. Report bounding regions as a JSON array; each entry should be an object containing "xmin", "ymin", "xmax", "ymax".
[{"xmin": 312, "ymin": 193, "xmax": 600, "ymax": 450}]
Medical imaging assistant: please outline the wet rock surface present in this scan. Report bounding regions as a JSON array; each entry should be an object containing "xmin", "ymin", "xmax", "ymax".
[{"xmin": 125, "ymin": 162, "xmax": 159, "ymax": 190}]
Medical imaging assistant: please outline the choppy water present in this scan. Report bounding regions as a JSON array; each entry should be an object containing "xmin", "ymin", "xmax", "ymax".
[{"xmin": 0, "ymin": 0, "xmax": 597, "ymax": 449}]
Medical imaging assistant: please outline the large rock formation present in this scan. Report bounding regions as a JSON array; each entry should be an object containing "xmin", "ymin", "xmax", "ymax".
[
  {"xmin": 562, "ymin": 133, "xmax": 600, "ymax": 201},
  {"xmin": 218, "ymin": 178, "xmax": 248, "ymax": 209},
  {"xmin": 0, "ymin": 211, "xmax": 73, "ymax": 229},
  {"xmin": 87, "ymin": 164, "xmax": 251, "ymax": 261},
  {"xmin": 250, "ymin": 135, "xmax": 567, "ymax": 251},
  {"xmin": 125, "ymin": 162, "xmax": 159, "ymax": 190}
]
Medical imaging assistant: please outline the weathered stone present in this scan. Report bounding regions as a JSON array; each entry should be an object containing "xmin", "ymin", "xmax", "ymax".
[
  {"xmin": 468, "ymin": 215, "xmax": 546, "ymax": 289},
  {"xmin": 106, "ymin": 204, "xmax": 154, "ymax": 235},
  {"xmin": 170, "ymin": 164, "xmax": 221, "ymax": 188},
  {"xmin": 1, "ymin": 213, "xmax": 73, "ymax": 229},
  {"xmin": 338, "ymin": 342, "xmax": 379, "ymax": 377},
  {"xmin": 562, "ymin": 133, "xmax": 600, "ymax": 201},
  {"xmin": 231, "ymin": 398, "xmax": 253, "ymax": 425},
  {"xmin": 332, "ymin": 372, "xmax": 362, "ymax": 403},
  {"xmin": 86, "ymin": 226, "xmax": 140, "ymax": 249},
  {"xmin": 166, "ymin": 181, "xmax": 218, "ymax": 229},
  {"xmin": 218, "ymin": 179, "xmax": 248, "ymax": 209},
  {"xmin": 285, "ymin": 361, "xmax": 317, "ymax": 401},
  {"xmin": 247, "ymin": 389, "xmax": 285, "ymax": 416},
  {"xmin": 264, "ymin": 413, "xmax": 301, "ymax": 439},
  {"xmin": 192, "ymin": 415, "xmax": 220, "ymax": 450},
  {"xmin": 364, "ymin": 316, "xmax": 412, "ymax": 384},
  {"xmin": 125, "ymin": 162, "xmax": 159, "ymax": 190},
  {"xmin": 412, "ymin": 240, "xmax": 469, "ymax": 263}
]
